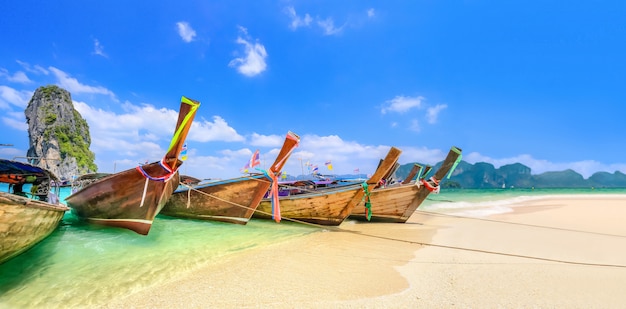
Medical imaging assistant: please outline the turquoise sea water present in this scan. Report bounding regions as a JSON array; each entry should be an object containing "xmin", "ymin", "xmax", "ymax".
[{"xmin": 1, "ymin": 186, "xmax": 625, "ymax": 308}]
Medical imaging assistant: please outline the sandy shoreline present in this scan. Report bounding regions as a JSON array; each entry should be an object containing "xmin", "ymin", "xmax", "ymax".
[{"xmin": 102, "ymin": 195, "xmax": 626, "ymax": 308}]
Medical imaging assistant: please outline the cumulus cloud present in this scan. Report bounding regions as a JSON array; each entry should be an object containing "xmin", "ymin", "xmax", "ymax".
[
  {"xmin": 92, "ymin": 39, "xmax": 108, "ymax": 58},
  {"xmin": 284, "ymin": 6, "xmax": 312, "ymax": 30},
  {"xmin": 49, "ymin": 67, "xmax": 116, "ymax": 100},
  {"xmin": 176, "ymin": 21, "xmax": 197, "ymax": 42},
  {"xmin": 0, "ymin": 86, "xmax": 32, "ymax": 109},
  {"xmin": 187, "ymin": 116, "xmax": 245, "ymax": 142},
  {"xmin": 249, "ymin": 133, "xmax": 284, "ymax": 147},
  {"xmin": 74, "ymin": 100, "xmax": 241, "ymax": 169},
  {"xmin": 381, "ymin": 95, "xmax": 424, "ymax": 114},
  {"xmin": 228, "ymin": 26, "xmax": 268, "ymax": 77},
  {"xmin": 2, "ymin": 115, "xmax": 27, "ymax": 131},
  {"xmin": 0, "ymin": 69, "xmax": 31, "ymax": 83},
  {"xmin": 426, "ymin": 104, "xmax": 447, "ymax": 124}
]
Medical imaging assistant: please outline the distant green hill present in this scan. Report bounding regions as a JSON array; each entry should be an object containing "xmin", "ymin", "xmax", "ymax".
[{"xmin": 395, "ymin": 160, "xmax": 626, "ymax": 189}]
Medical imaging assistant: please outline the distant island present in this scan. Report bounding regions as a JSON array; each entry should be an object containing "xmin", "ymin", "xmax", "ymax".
[{"xmin": 395, "ymin": 161, "xmax": 626, "ymax": 189}]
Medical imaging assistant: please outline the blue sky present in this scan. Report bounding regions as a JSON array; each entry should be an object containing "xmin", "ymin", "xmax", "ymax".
[{"xmin": 1, "ymin": 1, "xmax": 625, "ymax": 179}]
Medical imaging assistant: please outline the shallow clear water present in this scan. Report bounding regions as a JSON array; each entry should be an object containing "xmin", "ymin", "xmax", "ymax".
[
  {"xmin": 0, "ymin": 186, "xmax": 316, "ymax": 308},
  {"xmin": 1, "ymin": 186, "xmax": 625, "ymax": 308}
]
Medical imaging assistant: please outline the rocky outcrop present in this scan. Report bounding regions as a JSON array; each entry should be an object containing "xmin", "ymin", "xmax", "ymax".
[
  {"xmin": 396, "ymin": 160, "xmax": 626, "ymax": 188},
  {"xmin": 25, "ymin": 85, "xmax": 97, "ymax": 181}
]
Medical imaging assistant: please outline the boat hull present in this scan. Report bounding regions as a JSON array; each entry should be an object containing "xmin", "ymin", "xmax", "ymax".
[
  {"xmin": 66, "ymin": 163, "xmax": 180, "ymax": 235},
  {"xmin": 161, "ymin": 174, "xmax": 271, "ymax": 225},
  {"xmin": 0, "ymin": 193, "xmax": 68, "ymax": 264},
  {"xmin": 350, "ymin": 183, "xmax": 422, "ymax": 223},
  {"xmin": 350, "ymin": 146, "xmax": 463, "ymax": 223},
  {"xmin": 254, "ymin": 184, "xmax": 361, "ymax": 226}
]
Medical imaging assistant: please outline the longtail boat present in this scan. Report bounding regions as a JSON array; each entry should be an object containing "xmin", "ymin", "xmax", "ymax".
[
  {"xmin": 65, "ymin": 96, "xmax": 200, "ymax": 235},
  {"xmin": 0, "ymin": 159, "xmax": 69, "ymax": 264},
  {"xmin": 253, "ymin": 147, "xmax": 402, "ymax": 225},
  {"xmin": 350, "ymin": 146, "xmax": 462, "ymax": 223},
  {"xmin": 160, "ymin": 131, "xmax": 300, "ymax": 224}
]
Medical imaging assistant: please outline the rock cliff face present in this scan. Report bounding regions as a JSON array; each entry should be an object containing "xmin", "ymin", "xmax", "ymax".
[{"xmin": 25, "ymin": 85, "xmax": 97, "ymax": 180}]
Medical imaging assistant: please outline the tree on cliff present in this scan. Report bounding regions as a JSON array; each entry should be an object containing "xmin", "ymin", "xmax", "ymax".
[{"xmin": 25, "ymin": 85, "xmax": 97, "ymax": 180}]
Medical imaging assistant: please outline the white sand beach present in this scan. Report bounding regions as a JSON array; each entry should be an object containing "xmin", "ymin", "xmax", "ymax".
[{"xmin": 102, "ymin": 195, "xmax": 626, "ymax": 308}]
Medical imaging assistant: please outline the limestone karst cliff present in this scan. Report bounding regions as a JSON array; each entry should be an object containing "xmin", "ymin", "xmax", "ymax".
[{"xmin": 25, "ymin": 85, "xmax": 97, "ymax": 180}]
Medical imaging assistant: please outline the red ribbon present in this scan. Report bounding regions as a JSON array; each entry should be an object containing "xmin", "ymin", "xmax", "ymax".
[{"xmin": 268, "ymin": 171, "xmax": 281, "ymax": 222}]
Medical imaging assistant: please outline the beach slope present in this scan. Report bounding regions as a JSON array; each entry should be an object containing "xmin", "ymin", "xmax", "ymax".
[{"xmin": 102, "ymin": 195, "xmax": 626, "ymax": 308}]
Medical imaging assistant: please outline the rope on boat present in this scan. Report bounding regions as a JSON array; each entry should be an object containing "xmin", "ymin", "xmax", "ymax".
[
  {"xmin": 179, "ymin": 182, "xmax": 334, "ymax": 229},
  {"xmin": 177, "ymin": 181, "xmax": 626, "ymax": 268}
]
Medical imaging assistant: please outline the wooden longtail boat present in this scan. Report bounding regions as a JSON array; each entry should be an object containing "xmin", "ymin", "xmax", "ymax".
[
  {"xmin": 65, "ymin": 96, "xmax": 200, "ymax": 235},
  {"xmin": 160, "ymin": 131, "xmax": 300, "ymax": 224},
  {"xmin": 0, "ymin": 159, "xmax": 69, "ymax": 264},
  {"xmin": 253, "ymin": 147, "xmax": 402, "ymax": 225},
  {"xmin": 350, "ymin": 146, "xmax": 462, "ymax": 223}
]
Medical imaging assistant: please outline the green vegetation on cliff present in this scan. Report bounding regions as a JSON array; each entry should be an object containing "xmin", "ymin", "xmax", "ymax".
[{"xmin": 37, "ymin": 85, "xmax": 97, "ymax": 173}]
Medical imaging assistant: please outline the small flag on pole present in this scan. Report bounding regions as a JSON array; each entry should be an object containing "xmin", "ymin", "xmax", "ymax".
[
  {"xmin": 325, "ymin": 160, "xmax": 333, "ymax": 171},
  {"xmin": 241, "ymin": 150, "xmax": 260, "ymax": 174},
  {"xmin": 249, "ymin": 150, "xmax": 261, "ymax": 169},
  {"xmin": 180, "ymin": 144, "xmax": 188, "ymax": 161},
  {"xmin": 354, "ymin": 168, "xmax": 359, "ymax": 174},
  {"xmin": 312, "ymin": 165, "xmax": 319, "ymax": 174}
]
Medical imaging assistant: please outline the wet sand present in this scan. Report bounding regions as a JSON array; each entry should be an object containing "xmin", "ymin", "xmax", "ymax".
[{"xmin": 102, "ymin": 195, "xmax": 626, "ymax": 308}]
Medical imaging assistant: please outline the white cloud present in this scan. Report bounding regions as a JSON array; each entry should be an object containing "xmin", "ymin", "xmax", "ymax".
[
  {"xmin": 426, "ymin": 104, "xmax": 447, "ymax": 124},
  {"xmin": 0, "ymin": 69, "xmax": 32, "ymax": 83},
  {"xmin": 0, "ymin": 85, "xmax": 32, "ymax": 109},
  {"xmin": 381, "ymin": 95, "xmax": 424, "ymax": 114},
  {"xmin": 228, "ymin": 27, "xmax": 268, "ymax": 77},
  {"xmin": 49, "ymin": 67, "xmax": 116, "ymax": 100},
  {"xmin": 16, "ymin": 60, "xmax": 48, "ymax": 75},
  {"xmin": 176, "ymin": 21, "xmax": 197, "ymax": 43},
  {"xmin": 317, "ymin": 17, "xmax": 344, "ymax": 36},
  {"xmin": 187, "ymin": 116, "xmax": 245, "ymax": 143},
  {"xmin": 367, "ymin": 8, "xmax": 376, "ymax": 18},
  {"xmin": 92, "ymin": 39, "xmax": 108, "ymax": 58},
  {"xmin": 284, "ymin": 7, "xmax": 352, "ymax": 36},
  {"xmin": 2, "ymin": 115, "xmax": 27, "ymax": 131},
  {"xmin": 74, "ymin": 101, "xmax": 177, "ymax": 141},
  {"xmin": 284, "ymin": 6, "xmax": 312, "ymax": 30},
  {"xmin": 249, "ymin": 133, "xmax": 284, "ymax": 147}
]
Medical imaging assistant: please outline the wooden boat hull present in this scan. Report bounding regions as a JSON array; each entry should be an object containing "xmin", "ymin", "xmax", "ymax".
[
  {"xmin": 65, "ymin": 96, "xmax": 199, "ymax": 235},
  {"xmin": 254, "ymin": 184, "xmax": 362, "ymax": 226},
  {"xmin": 0, "ymin": 193, "xmax": 68, "ymax": 264},
  {"xmin": 350, "ymin": 183, "xmax": 421, "ymax": 223},
  {"xmin": 254, "ymin": 146, "xmax": 403, "ymax": 226},
  {"xmin": 161, "ymin": 174, "xmax": 271, "ymax": 224},
  {"xmin": 350, "ymin": 146, "xmax": 463, "ymax": 223},
  {"xmin": 66, "ymin": 164, "xmax": 181, "ymax": 235},
  {"xmin": 162, "ymin": 131, "xmax": 301, "ymax": 225}
]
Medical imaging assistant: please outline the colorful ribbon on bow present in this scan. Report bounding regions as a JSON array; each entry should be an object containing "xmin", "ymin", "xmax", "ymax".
[
  {"xmin": 261, "ymin": 169, "xmax": 281, "ymax": 223},
  {"xmin": 135, "ymin": 158, "xmax": 178, "ymax": 182}
]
